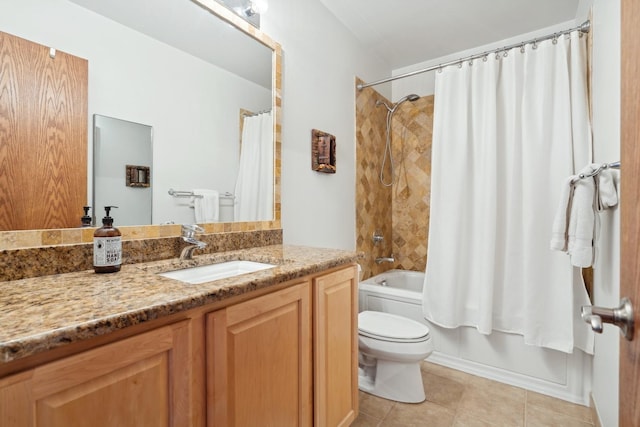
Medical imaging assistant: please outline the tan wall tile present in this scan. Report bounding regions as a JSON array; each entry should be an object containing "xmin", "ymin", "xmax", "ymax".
[{"xmin": 355, "ymin": 78, "xmax": 434, "ymax": 279}]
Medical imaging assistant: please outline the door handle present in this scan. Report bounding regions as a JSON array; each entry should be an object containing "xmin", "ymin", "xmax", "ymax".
[{"xmin": 581, "ymin": 297, "xmax": 634, "ymax": 341}]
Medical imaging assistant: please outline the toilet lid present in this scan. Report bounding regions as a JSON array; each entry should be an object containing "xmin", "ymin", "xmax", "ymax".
[{"xmin": 358, "ymin": 311, "xmax": 430, "ymax": 342}]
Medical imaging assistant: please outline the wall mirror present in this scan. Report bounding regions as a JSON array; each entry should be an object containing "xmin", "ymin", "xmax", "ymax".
[
  {"xmin": 93, "ymin": 115, "xmax": 153, "ymax": 226},
  {"xmin": 0, "ymin": 0, "xmax": 281, "ymax": 241}
]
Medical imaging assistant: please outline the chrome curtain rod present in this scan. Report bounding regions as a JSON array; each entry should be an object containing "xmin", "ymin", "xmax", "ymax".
[{"xmin": 357, "ymin": 20, "xmax": 591, "ymax": 90}]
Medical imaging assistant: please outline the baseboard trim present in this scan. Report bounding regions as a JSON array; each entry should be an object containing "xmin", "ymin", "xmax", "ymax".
[
  {"xmin": 590, "ymin": 393, "xmax": 603, "ymax": 427},
  {"xmin": 427, "ymin": 351, "xmax": 590, "ymax": 406}
]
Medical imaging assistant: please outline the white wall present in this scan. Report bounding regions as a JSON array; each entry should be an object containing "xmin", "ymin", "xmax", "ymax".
[
  {"xmin": 0, "ymin": 0, "xmax": 271, "ymax": 225},
  {"xmin": 588, "ymin": 1, "xmax": 621, "ymax": 425},
  {"xmin": 261, "ymin": 0, "xmax": 390, "ymax": 250}
]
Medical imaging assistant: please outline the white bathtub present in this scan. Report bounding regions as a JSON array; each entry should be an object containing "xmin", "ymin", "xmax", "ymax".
[{"xmin": 358, "ymin": 269, "xmax": 592, "ymax": 405}]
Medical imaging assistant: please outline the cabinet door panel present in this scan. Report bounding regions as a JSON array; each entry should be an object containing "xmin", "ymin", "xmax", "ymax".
[
  {"xmin": 314, "ymin": 266, "xmax": 358, "ymax": 427},
  {"xmin": 0, "ymin": 321, "xmax": 192, "ymax": 427},
  {"xmin": 208, "ymin": 282, "xmax": 312, "ymax": 427},
  {"xmin": 36, "ymin": 353, "xmax": 169, "ymax": 427}
]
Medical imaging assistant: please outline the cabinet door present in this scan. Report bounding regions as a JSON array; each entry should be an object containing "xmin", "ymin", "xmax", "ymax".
[
  {"xmin": 314, "ymin": 266, "xmax": 358, "ymax": 427},
  {"xmin": 207, "ymin": 282, "xmax": 312, "ymax": 427},
  {"xmin": 0, "ymin": 321, "xmax": 193, "ymax": 427}
]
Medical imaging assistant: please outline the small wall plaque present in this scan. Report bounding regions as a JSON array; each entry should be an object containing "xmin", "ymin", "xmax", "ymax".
[
  {"xmin": 311, "ymin": 129, "xmax": 336, "ymax": 173},
  {"xmin": 126, "ymin": 165, "xmax": 151, "ymax": 187}
]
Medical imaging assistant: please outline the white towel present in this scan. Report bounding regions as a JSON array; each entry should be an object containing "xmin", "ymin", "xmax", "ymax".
[
  {"xmin": 551, "ymin": 164, "xmax": 620, "ymax": 267},
  {"xmin": 550, "ymin": 176, "xmax": 576, "ymax": 252},
  {"xmin": 567, "ymin": 172, "xmax": 596, "ymax": 268},
  {"xmin": 595, "ymin": 169, "xmax": 618, "ymax": 211},
  {"xmin": 193, "ymin": 189, "xmax": 219, "ymax": 223}
]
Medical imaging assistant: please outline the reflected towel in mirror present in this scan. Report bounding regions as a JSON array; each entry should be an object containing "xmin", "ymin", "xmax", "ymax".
[{"xmin": 193, "ymin": 189, "xmax": 219, "ymax": 222}]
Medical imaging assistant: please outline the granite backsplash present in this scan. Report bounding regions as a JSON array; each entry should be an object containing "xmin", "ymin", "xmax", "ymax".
[{"xmin": 0, "ymin": 229, "xmax": 283, "ymax": 281}]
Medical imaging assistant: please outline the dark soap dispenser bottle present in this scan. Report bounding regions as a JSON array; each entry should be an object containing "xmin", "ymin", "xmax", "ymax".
[
  {"xmin": 81, "ymin": 206, "xmax": 92, "ymax": 227},
  {"xmin": 93, "ymin": 206, "xmax": 122, "ymax": 273}
]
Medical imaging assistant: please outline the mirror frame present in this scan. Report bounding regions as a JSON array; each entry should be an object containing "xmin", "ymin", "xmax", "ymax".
[{"xmin": 0, "ymin": 0, "xmax": 282, "ymax": 251}]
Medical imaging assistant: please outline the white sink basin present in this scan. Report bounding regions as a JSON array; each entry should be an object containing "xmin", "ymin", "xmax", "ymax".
[{"xmin": 158, "ymin": 260, "xmax": 275, "ymax": 284}]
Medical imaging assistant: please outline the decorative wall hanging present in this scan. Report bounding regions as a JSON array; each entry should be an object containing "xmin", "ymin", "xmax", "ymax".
[
  {"xmin": 126, "ymin": 165, "xmax": 151, "ymax": 187},
  {"xmin": 311, "ymin": 129, "xmax": 336, "ymax": 173}
]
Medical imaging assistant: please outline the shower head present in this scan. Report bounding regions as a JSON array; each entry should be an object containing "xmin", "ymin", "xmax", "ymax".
[
  {"xmin": 377, "ymin": 93, "xmax": 421, "ymax": 187},
  {"xmin": 400, "ymin": 94, "xmax": 420, "ymax": 103},
  {"xmin": 390, "ymin": 93, "xmax": 420, "ymax": 113},
  {"xmin": 376, "ymin": 93, "xmax": 421, "ymax": 113}
]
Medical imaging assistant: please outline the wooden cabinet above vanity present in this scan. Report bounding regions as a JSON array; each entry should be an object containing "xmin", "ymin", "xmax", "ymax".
[{"xmin": 0, "ymin": 245, "xmax": 360, "ymax": 427}]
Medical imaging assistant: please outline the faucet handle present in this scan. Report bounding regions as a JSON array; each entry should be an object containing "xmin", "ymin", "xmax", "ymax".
[{"xmin": 182, "ymin": 224, "xmax": 204, "ymax": 238}]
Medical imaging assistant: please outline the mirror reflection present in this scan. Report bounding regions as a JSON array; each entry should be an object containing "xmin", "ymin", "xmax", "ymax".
[
  {"xmin": 0, "ymin": 0, "xmax": 276, "ymax": 231},
  {"xmin": 93, "ymin": 115, "xmax": 153, "ymax": 226}
]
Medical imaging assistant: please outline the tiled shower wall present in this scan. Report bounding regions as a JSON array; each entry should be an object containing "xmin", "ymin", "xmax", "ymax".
[{"xmin": 355, "ymin": 79, "xmax": 434, "ymax": 280}]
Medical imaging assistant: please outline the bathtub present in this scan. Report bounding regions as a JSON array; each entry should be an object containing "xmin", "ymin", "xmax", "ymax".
[
  {"xmin": 358, "ymin": 269, "xmax": 425, "ymax": 314},
  {"xmin": 358, "ymin": 269, "xmax": 593, "ymax": 405}
]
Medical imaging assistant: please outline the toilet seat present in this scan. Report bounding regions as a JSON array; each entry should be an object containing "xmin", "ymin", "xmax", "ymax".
[{"xmin": 358, "ymin": 311, "xmax": 430, "ymax": 343}]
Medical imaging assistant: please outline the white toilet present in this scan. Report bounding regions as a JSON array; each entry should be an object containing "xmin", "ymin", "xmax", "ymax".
[{"xmin": 358, "ymin": 310, "xmax": 434, "ymax": 403}]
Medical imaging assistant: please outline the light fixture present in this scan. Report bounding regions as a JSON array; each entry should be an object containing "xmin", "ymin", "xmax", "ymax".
[
  {"xmin": 244, "ymin": 0, "xmax": 268, "ymax": 17},
  {"xmin": 215, "ymin": 0, "xmax": 266, "ymax": 28}
]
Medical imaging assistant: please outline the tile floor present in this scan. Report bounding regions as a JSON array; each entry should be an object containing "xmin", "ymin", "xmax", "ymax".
[{"xmin": 353, "ymin": 361, "xmax": 596, "ymax": 427}]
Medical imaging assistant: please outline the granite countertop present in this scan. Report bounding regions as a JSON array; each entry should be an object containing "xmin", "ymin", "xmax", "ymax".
[{"xmin": 0, "ymin": 245, "xmax": 360, "ymax": 365}]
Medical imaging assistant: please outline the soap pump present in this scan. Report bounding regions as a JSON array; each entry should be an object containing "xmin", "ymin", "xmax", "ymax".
[
  {"xmin": 81, "ymin": 206, "xmax": 92, "ymax": 227},
  {"xmin": 93, "ymin": 206, "xmax": 122, "ymax": 273}
]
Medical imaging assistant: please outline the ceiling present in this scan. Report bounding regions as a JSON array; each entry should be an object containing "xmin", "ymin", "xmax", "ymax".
[{"xmin": 319, "ymin": 0, "xmax": 581, "ymax": 70}]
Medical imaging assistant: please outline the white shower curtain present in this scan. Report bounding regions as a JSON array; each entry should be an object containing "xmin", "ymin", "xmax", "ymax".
[
  {"xmin": 422, "ymin": 32, "xmax": 594, "ymax": 354},
  {"xmin": 234, "ymin": 111, "xmax": 274, "ymax": 221}
]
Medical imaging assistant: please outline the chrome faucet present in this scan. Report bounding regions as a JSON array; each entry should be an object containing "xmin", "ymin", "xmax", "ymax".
[
  {"xmin": 179, "ymin": 224, "xmax": 207, "ymax": 261},
  {"xmin": 375, "ymin": 254, "xmax": 395, "ymax": 264}
]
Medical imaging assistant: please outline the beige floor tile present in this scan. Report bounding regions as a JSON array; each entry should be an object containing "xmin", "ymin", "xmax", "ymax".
[
  {"xmin": 525, "ymin": 404, "xmax": 594, "ymax": 427},
  {"xmin": 466, "ymin": 375, "xmax": 527, "ymax": 401},
  {"xmin": 359, "ymin": 390, "xmax": 395, "ymax": 420},
  {"xmin": 458, "ymin": 385, "xmax": 525, "ymax": 426},
  {"xmin": 526, "ymin": 391, "xmax": 593, "ymax": 423},
  {"xmin": 453, "ymin": 412, "xmax": 499, "ymax": 427},
  {"xmin": 422, "ymin": 370, "xmax": 466, "ymax": 410},
  {"xmin": 421, "ymin": 361, "xmax": 475, "ymax": 384},
  {"xmin": 359, "ymin": 364, "xmax": 594, "ymax": 427},
  {"xmin": 352, "ymin": 412, "xmax": 382, "ymax": 427},
  {"xmin": 379, "ymin": 401, "xmax": 455, "ymax": 427}
]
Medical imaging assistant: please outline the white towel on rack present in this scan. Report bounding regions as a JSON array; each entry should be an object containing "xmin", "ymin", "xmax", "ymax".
[
  {"xmin": 193, "ymin": 189, "xmax": 219, "ymax": 223},
  {"xmin": 550, "ymin": 176, "xmax": 576, "ymax": 252},
  {"xmin": 595, "ymin": 169, "xmax": 618, "ymax": 211},
  {"xmin": 551, "ymin": 164, "xmax": 619, "ymax": 267},
  {"xmin": 567, "ymin": 172, "xmax": 596, "ymax": 267}
]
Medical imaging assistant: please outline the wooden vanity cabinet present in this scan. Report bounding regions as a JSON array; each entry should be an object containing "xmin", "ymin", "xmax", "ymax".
[
  {"xmin": 0, "ymin": 320, "xmax": 193, "ymax": 427},
  {"xmin": 206, "ymin": 264, "xmax": 359, "ymax": 427},
  {"xmin": 206, "ymin": 281, "xmax": 313, "ymax": 427},
  {"xmin": 313, "ymin": 266, "xmax": 359, "ymax": 427},
  {"xmin": 0, "ymin": 263, "xmax": 358, "ymax": 427}
]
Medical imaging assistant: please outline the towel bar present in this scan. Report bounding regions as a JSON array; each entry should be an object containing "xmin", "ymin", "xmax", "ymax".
[
  {"xmin": 168, "ymin": 188, "xmax": 235, "ymax": 199},
  {"xmin": 168, "ymin": 188, "xmax": 203, "ymax": 198},
  {"xmin": 571, "ymin": 161, "xmax": 620, "ymax": 184}
]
